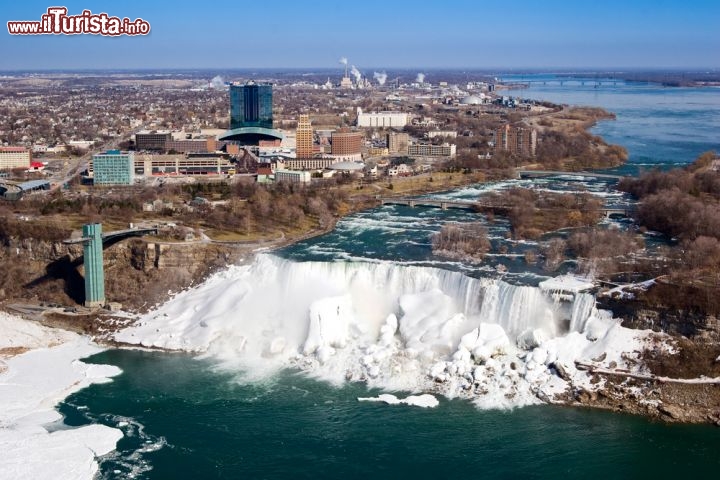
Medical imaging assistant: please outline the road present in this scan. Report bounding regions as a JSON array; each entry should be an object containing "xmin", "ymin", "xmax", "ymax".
[{"xmin": 48, "ymin": 124, "xmax": 148, "ymax": 191}]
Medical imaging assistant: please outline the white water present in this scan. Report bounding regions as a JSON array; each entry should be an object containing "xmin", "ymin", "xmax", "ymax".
[{"xmin": 117, "ymin": 254, "xmax": 651, "ymax": 408}]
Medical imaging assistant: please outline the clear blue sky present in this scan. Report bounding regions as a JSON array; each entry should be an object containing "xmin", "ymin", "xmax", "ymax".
[{"xmin": 2, "ymin": 0, "xmax": 719, "ymax": 70}]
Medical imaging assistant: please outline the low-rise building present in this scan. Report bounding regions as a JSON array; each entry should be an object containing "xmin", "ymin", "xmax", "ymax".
[
  {"xmin": 134, "ymin": 153, "xmax": 233, "ymax": 176},
  {"xmin": 283, "ymin": 157, "xmax": 339, "ymax": 170},
  {"xmin": 165, "ymin": 137, "xmax": 218, "ymax": 153},
  {"xmin": 357, "ymin": 108, "xmax": 410, "ymax": 128},
  {"xmin": 408, "ymin": 143, "xmax": 456, "ymax": 158},
  {"xmin": 0, "ymin": 147, "xmax": 32, "ymax": 170},
  {"xmin": 367, "ymin": 147, "xmax": 389, "ymax": 157},
  {"xmin": 135, "ymin": 131, "xmax": 171, "ymax": 151},
  {"xmin": 427, "ymin": 130, "xmax": 458, "ymax": 139},
  {"xmin": 275, "ymin": 169, "xmax": 311, "ymax": 183},
  {"xmin": 388, "ymin": 164, "xmax": 413, "ymax": 176}
]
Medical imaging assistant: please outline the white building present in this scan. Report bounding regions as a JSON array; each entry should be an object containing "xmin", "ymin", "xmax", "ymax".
[
  {"xmin": 0, "ymin": 147, "xmax": 32, "ymax": 170},
  {"xmin": 427, "ymin": 130, "xmax": 458, "ymax": 139},
  {"xmin": 388, "ymin": 164, "xmax": 413, "ymax": 176},
  {"xmin": 275, "ymin": 169, "xmax": 311, "ymax": 183},
  {"xmin": 356, "ymin": 108, "xmax": 410, "ymax": 129}
]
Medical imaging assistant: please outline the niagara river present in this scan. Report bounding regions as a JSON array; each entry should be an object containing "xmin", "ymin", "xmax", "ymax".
[{"xmin": 61, "ymin": 76, "xmax": 720, "ymax": 479}]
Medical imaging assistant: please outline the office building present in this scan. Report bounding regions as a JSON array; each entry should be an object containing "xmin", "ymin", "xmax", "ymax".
[
  {"xmin": 92, "ymin": 150, "xmax": 134, "ymax": 185},
  {"xmin": 495, "ymin": 125, "xmax": 537, "ymax": 156},
  {"xmin": 296, "ymin": 114, "xmax": 314, "ymax": 159},
  {"xmin": 0, "ymin": 147, "xmax": 32, "ymax": 170}
]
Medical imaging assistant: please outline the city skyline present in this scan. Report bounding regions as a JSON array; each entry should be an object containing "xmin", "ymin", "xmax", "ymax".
[{"xmin": 1, "ymin": 0, "xmax": 719, "ymax": 70}]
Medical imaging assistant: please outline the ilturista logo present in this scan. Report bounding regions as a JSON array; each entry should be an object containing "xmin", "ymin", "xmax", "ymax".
[{"xmin": 7, "ymin": 7, "xmax": 151, "ymax": 36}]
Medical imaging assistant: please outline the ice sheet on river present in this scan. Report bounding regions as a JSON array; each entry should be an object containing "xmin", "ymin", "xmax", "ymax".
[{"xmin": 0, "ymin": 312, "xmax": 123, "ymax": 480}]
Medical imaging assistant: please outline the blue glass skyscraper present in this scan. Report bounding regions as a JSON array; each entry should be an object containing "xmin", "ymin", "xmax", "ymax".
[{"xmin": 230, "ymin": 81, "xmax": 273, "ymax": 130}]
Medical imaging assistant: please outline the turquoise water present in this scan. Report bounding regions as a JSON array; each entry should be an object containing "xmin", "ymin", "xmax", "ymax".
[
  {"xmin": 64, "ymin": 350, "xmax": 720, "ymax": 479},
  {"xmin": 58, "ymin": 76, "xmax": 720, "ymax": 478}
]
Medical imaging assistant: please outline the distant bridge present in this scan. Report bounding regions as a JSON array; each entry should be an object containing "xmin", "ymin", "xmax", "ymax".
[
  {"xmin": 380, "ymin": 198, "xmax": 477, "ymax": 211},
  {"xmin": 516, "ymin": 170, "xmax": 627, "ymax": 181},
  {"xmin": 498, "ymin": 79, "xmax": 620, "ymax": 87},
  {"xmin": 381, "ymin": 197, "xmax": 634, "ymax": 218}
]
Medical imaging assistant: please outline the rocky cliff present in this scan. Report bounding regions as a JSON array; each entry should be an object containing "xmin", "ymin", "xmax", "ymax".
[{"xmin": 0, "ymin": 236, "xmax": 246, "ymax": 311}]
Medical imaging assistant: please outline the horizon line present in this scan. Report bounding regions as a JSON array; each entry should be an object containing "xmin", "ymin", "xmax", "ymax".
[{"xmin": 1, "ymin": 66, "xmax": 718, "ymax": 73}]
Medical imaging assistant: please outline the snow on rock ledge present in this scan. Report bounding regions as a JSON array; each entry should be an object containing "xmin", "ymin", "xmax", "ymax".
[{"xmin": 539, "ymin": 275, "xmax": 594, "ymax": 294}]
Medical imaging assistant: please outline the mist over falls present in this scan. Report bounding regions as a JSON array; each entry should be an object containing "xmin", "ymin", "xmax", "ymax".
[{"xmin": 115, "ymin": 254, "xmax": 625, "ymax": 406}]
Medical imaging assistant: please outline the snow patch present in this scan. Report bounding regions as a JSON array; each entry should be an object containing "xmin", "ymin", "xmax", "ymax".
[{"xmin": 0, "ymin": 312, "xmax": 124, "ymax": 480}]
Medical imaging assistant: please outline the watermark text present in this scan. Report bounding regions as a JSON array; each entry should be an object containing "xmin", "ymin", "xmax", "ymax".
[{"xmin": 7, "ymin": 7, "xmax": 150, "ymax": 36}]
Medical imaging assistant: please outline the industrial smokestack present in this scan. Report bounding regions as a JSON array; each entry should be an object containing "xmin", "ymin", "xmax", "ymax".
[
  {"xmin": 339, "ymin": 57, "xmax": 349, "ymax": 78},
  {"xmin": 373, "ymin": 71, "xmax": 387, "ymax": 85}
]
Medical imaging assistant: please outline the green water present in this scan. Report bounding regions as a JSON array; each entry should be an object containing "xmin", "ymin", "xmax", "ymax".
[{"xmin": 60, "ymin": 350, "xmax": 719, "ymax": 479}]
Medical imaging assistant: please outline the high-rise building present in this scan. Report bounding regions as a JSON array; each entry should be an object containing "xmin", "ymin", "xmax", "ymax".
[
  {"xmin": 0, "ymin": 147, "xmax": 32, "ymax": 170},
  {"xmin": 495, "ymin": 125, "xmax": 537, "ymax": 156},
  {"xmin": 331, "ymin": 128, "xmax": 363, "ymax": 162},
  {"xmin": 296, "ymin": 114, "xmax": 314, "ymax": 159},
  {"xmin": 230, "ymin": 81, "xmax": 273, "ymax": 130},
  {"xmin": 92, "ymin": 150, "xmax": 134, "ymax": 185}
]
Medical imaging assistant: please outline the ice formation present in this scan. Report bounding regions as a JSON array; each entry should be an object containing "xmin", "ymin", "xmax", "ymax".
[
  {"xmin": 116, "ymin": 254, "xmax": 651, "ymax": 408},
  {"xmin": 0, "ymin": 312, "xmax": 123, "ymax": 480}
]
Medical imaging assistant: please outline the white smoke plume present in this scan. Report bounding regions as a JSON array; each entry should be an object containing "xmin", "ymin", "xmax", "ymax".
[
  {"xmin": 373, "ymin": 71, "xmax": 387, "ymax": 85},
  {"xmin": 339, "ymin": 57, "xmax": 348, "ymax": 65},
  {"xmin": 210, "ymin": 75, "xmax": 225, "ymax": 90},
  {"xmin": 350, "ymin": 65, "xmax": 362, "ymax": 84},
  {"xmin": 416, "ymin": 72, "xmax": 426, "ymax": 84}
]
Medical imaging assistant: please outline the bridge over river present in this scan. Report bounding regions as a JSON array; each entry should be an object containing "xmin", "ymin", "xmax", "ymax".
[
  {"xmin": 516, "ymin": 170, "xmax": 628, "ymax": 181},
  {"xmin": 380, "ymin": 197, "xmax": 634, "ymax": 218}
]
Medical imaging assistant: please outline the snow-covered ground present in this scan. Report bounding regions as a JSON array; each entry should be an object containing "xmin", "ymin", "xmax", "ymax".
[
  {"xmin": 115, "ymin": 254, "xmax": 655, "ymax": 410},
  {"xmin": 0, "ymin": 312, "xmax": 123, "ymax": 480}
]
